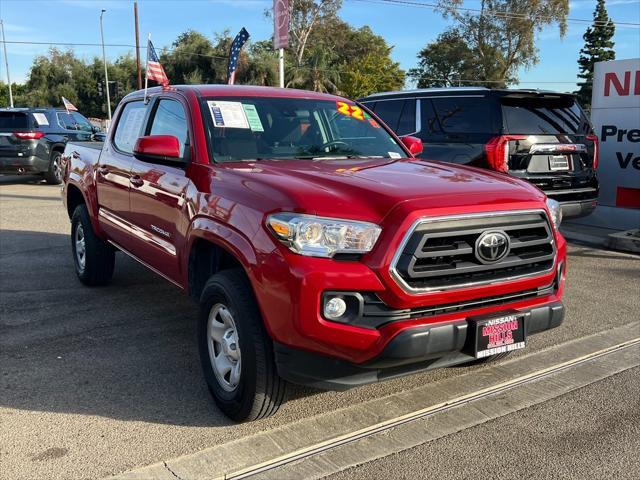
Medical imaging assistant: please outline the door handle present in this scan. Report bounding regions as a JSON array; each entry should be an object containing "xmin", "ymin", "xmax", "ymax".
[
  {"xmin": 97, "ymin": 165, "xmax": 109, "ymax": 176},
  {"xmin": 130, "ymin": 175, "xmax": 144, "ymax": 188}
]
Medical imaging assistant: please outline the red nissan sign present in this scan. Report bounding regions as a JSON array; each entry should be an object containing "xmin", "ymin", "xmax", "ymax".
[{"xmin": 273, "ymin": 0, "xmax": 289, "ymax": 49}]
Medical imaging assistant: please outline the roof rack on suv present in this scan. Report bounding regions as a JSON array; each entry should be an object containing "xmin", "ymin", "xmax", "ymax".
[{"xmin": 363, "ymin": 87, "xmax": 491, "ymax": 98}]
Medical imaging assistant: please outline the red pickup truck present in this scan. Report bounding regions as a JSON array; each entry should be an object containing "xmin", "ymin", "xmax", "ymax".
[{"xmin": 62, "ymin": 85, "xmax": 567, "ymax": 422}]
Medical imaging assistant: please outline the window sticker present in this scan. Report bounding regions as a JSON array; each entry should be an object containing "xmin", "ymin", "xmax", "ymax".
[
  {"xmin": 207, "ymin": 101, "xmax": 249, "ymax": 129},
  {"xmin": 119, "ymin": 107, "xmax": 147, "ymax": 151},
  {"xmin": 32, "ymin": 113, "xmax": 49, "ymax": 126},
  {"xmin": 336, "ymin": 101, "xmax": 365, "ymax": 121},
  {"xmin": 242, "ymin": 104, "xmax": 264, "ymax": 132},
  {"xmin": 389, "ymin": 152, "xmax": 402, "ymax": 159}
]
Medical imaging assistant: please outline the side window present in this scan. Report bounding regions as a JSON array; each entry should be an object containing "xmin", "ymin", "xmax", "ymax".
[
  {"xmin": 396, "ymin": 99, "xmax": 417, "ymax": 136},
  {"xmin": 432, "ymin": 97, "xmax": 490, "ymax": 134},
  {"xmin": 57, "ymin": 112, "xmax": 76, "ymax": 130},
  {"xmin": 361, "ymin": 101, "xmax": 376, "ymax": 113},
  {"xmin": 148, "ymin": 99, "xmax": 189, "ymax": 157},
  {"xmin": 113, "ymin": 101, "xmax": 147, "ymax": 154},
  {"xmin": 373, "ymin": 100, "xmax": 403, "ymax": 132},
  {"xmin": 71, "ymin": 112, "xmax": 94, "ymax": 132},
  {"xmin": 419, "ymin": 99, "xmax": 443, "ymax": 139}
]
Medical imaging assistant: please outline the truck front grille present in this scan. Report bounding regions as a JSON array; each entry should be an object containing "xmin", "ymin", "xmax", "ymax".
[{"xmin": 391, "ymin": 211, "xmax": 556, "ymax": 292}]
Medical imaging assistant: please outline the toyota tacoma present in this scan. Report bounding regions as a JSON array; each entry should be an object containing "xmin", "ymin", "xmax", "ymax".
[{"xmin": 62, "ymin": 85, "xmax": 567, "ymax": 422}]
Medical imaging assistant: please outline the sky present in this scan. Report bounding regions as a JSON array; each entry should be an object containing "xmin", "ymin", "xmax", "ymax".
[{"xmin": 0, "ymin": 0, "xmax": 639, "ymax": 93}]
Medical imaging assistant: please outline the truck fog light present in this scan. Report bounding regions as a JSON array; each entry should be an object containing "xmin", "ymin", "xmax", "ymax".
[{"xmin": 324, "ymin": 297, "xmax": 347, "ymax": 319}]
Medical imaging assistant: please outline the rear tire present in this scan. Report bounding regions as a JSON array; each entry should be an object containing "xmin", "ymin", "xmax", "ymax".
[
  {"xmin": 71, "ymin": 205, "xmax": 115, "ymax": 286},
  {"xmin": 198, "ymin": 269, "xmax": 287, "ymax": 422},
  {"xmin": 44, "ymin": 151, "xmax": 63, "ymax": 185}
]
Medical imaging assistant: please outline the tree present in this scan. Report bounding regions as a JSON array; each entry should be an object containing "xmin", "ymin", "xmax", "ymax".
[
  {"xmin": 161, "ymin": 30, "xmax": 227, "ymax": 85},
  {"xmin": 286, "ymin": 0, "xmax": 342, "ymax": 67},
  {"xmin": 408, "ymin": 30, "xmax": 479, "ymax": 87},
  {"xmin": 287, "ymin": 45, "xmax": 340, "ymax": 93},
  {"xmin": 425, "ymin": 0, "xmax": 570, "ymax": 87},
  {"xmin": 576, "ymin": 0, "xmax": 615, "ymax": 109},
  {"xmin": 307, "ymin": 21, "xmax": 405, "ymax": 97}
]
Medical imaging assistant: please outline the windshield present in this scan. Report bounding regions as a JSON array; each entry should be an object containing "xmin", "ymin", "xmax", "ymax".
[{"xmin": 200, "ymin": 96, "xmax": 406, "ymax": 162}]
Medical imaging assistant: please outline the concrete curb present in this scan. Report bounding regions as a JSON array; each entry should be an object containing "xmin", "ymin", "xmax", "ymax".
[{"xmin": 607, "ymin": 229, "xmax": 640, "ymax": 254}]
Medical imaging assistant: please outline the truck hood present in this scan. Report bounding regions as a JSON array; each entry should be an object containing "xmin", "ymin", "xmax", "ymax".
[{"xmin": 217, "ymin": 157, "xmax": 546, "ymax": 223}]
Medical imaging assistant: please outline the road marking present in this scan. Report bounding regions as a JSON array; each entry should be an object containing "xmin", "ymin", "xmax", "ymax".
[
  {"xmin": 111, "ymin": 323, "xmax": 639, "ymax": 480},
  {"xmin": 228, "ymin": 338, "xmax": 640, "ymax": 480}
]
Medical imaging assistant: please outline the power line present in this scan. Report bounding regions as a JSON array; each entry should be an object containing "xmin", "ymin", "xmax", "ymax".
[
  {"xmin": 0, "ymin": 39, "xmax": 581, "ymax": 85},
  {"xmin": 349, "ymin": 0, "xmax": 640, "ymax": 27}
]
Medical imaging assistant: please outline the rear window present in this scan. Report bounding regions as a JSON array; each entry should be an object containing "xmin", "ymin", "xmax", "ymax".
[
  {"xmin": 431, "ymin": 97, "xmax": 491, "ymax": 134},
  {"xmin": 502, "ymin": 96, "xmax": 588, "ymax": 134},
  {"xmin": 0, "ymin": 112, "xmax": 30, "ymax": 129}
]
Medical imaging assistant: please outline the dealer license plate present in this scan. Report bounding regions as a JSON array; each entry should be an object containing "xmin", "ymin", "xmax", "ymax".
[
  {"xmin": 549, "ymin": 155, "xmax": 570, "ymax": 171},
  {"xmin": 470, "ymin": 312, "xmax": 526, "ymax": 359}
]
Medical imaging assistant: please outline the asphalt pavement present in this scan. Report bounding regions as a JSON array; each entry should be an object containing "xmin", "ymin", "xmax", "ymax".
[{"xmin": 1, "ymin": 181, "xmax": 639, "ymax": 480}]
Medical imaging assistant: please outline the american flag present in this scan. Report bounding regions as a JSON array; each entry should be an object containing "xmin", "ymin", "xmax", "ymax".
[
  {"xmin": 147, "ymin": 39, "xmax": 169, "ymax": 86},
  {"xmin": 61, "ymin": 96, "xmax": 78, "ymax": 112},
  {"xmin": 227, "ymin": 27, "xmax": 250, "ymax": 85}
]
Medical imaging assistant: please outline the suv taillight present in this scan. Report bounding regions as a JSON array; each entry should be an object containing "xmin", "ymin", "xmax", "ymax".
[
  {"xmin": 586, "ymin": 134, "xmax": 599, "ymax": 170},
  {"xmin": 14, "ymin": 131, "xmax": 45, "ymax": 140},
  {"xmin": 484, "ymin": 135, "xmax": 527, "ymax": 173}
]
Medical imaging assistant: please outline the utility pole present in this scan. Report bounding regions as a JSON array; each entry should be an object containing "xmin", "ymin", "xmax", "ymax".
[
  {"xmin": 100, "ymin": 9, "xmax": 112, "ymax": 124},
  {"xmin": 134, "ymin": 1, "xmax": 142, "ymax": 89},
  {"xmin": 278, "ymin": 48, "xmax": 284, "ymax": 88},
  {"xmin": 0, "ymin": 20, "xmax": 14, "ymax": 108}
]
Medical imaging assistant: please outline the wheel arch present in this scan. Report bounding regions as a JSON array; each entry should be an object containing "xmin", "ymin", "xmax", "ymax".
[{"xmin": 186, "ymin": 219, "xmax": 259, "ymax": 302}]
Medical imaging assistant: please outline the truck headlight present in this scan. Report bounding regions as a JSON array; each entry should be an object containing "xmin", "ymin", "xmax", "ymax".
[
  {"xmin": 267, "ymin": 213, "xmax": 382, "ymax": 258},
  {"xmin": 546, "ymin": 198, "xmax": 562, "ymax": 229}
]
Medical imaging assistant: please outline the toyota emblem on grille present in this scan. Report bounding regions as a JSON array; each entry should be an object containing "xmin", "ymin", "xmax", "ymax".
[{"xmin": 475, "ymin": 230, "xmax": 510, "ymax": 264}]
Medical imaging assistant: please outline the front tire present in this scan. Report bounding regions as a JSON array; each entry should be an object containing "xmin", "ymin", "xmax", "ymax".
[
  {"xmin": 198, "ymin": 269, "xmax": 286, "ymax": 422},
  {"xmin": 44, "ymin": 151, "xmax": 63, "ymax": 185},
  {"xmin": 71, "ymin": 205, "xmax": 115, "ymax": 286}
]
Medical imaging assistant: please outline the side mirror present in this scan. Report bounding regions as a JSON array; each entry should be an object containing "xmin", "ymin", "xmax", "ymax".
[
  {"xmin": 133, "ymin": 135, "xmax": 182, "ymax": 163},
  {"xmin": 401, "ymin": 135, "xmax": 423, "ymax": 156},
  {"xmin": 92, "ymin": 125, "xmax": 101, "ymax": 133}
]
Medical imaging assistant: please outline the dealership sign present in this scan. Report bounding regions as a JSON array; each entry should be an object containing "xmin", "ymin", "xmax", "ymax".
[
  {"xmin": 589, "ymin": 58, "xmax": 640, "ymax": 229},
  {"xmin": 273, "ymin": 0, "xmax": 289, "ymax": 49}
]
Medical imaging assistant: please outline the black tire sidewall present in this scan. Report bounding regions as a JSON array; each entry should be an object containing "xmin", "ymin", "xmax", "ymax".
[
  {"xmin": 71, "ymin": 206, "xmax": 89, "ymax": 278},
  {"xmin": 70, "ymin": 204, "xmax": 114, "ymax": 286},
  {"xmin": 45, "ymin": 151, "xmax": 63, "ymax": 184},
  {"xmin": 198, "ymin": 272, "xmax": 263, "ymax": 420}
]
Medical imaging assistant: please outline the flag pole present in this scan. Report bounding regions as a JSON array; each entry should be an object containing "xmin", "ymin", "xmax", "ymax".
[
  {"xmin": 144, "ymin": 33, "xmax": 150, "ymax": 104},
  {"xmin": 278, "ymin": 48, "xmax": 284, "ymax": 88}
]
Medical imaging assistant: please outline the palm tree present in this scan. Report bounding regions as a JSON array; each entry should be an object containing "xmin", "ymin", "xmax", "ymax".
[{"xmin": 287, "ymin": 46, "xmax": 340, "ymax": 93}]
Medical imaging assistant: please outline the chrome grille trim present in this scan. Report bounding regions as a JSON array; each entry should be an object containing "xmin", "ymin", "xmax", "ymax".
[{"xmin": 390, "ymin": 209, "xmax": 557, "ymax": 294}]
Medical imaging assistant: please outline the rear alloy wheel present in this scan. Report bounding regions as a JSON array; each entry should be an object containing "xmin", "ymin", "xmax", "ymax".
[
  {"xmin": 198, "ymin": 269, "xmax": 287, "ymax": 422},
  {"xmin": 71, "ymin": 204, "xmax": 115, "ymax": 286},
  {"xmin": 44, "ymin": 151, "xmax": 63, "ymax": 185}
]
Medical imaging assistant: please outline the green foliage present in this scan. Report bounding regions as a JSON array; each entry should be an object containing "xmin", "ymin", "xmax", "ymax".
[
  {"xmin": 408, "ymin": 30, "xmax": 479, "ymax": 88},
  {"xmin": 417, "ymin": 0, "xmax": 570, "ymax": 87},
  {"xmin": 576, "ymin": 0, "xmax": 615, "ymax": 109}
]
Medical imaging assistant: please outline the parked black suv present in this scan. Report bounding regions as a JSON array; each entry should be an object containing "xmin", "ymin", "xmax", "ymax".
[
  {"xmin": 0, "ymin": 108, "xmax": 103, "ymax": 184},
  {"xmin": 359, "ymin": 88, "xmax": 599, "ymax": 218}
]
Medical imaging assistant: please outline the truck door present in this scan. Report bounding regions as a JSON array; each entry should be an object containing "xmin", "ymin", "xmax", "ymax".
[
  {"xmin": 96, "ymin": 100, "xmax": 148, "ymax": 246},
  {"xmin": 127, "ymin": 97, "xmax": 192, "ymax": 283}
]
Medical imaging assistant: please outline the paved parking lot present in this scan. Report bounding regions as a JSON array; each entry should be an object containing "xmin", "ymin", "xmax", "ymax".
[{"xmin": 1, "ymin": 180, "xmax": 639, "ymax": 480}]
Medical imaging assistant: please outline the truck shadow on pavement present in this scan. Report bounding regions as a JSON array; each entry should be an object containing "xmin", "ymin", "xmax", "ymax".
[{"xmin": 0, "ymin": 229, "xmax": 316, "ymax": 428}]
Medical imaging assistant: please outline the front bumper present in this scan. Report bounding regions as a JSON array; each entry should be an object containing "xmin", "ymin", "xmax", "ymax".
[{"xmin": 275, "ymin": 301, "xmax": 565, "ymax": 390}]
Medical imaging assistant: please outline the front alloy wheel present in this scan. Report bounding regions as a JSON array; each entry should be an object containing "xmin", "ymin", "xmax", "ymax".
[
  {"xmin": 207, "ymin": 303, "xmax": 242, "ymax": 392},
  {"xmin": 198, "ymin": 269, "xmax": 287, "ymax": 422}
]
